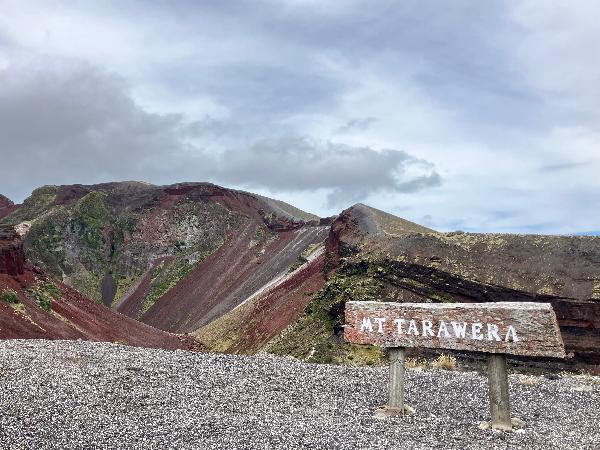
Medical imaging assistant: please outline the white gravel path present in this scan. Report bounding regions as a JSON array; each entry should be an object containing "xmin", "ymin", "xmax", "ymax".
[{"xmin": 0, "ymin": 340, "xmax": 598, "ymax": 449}]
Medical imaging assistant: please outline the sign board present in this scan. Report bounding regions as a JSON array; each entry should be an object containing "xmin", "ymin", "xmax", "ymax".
[
  {"xmin": 344, "ymin": 300, "xmax": 565, "ymax": 430},
  {"xmin": 345, "ymin": 301, "xmax": 565, "ymax": 358}
]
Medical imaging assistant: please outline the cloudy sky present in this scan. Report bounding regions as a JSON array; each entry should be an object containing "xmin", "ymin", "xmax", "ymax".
[{"xmin": 1, "ymin": 1, "xmax": 599, "ymax": 234}]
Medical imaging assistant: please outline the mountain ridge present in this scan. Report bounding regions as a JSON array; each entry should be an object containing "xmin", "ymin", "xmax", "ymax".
[
  {"xmin": 2, "ymin": 181, "xmax": 600, "ymax": 371},
  {"xmin": 0, "ymin": 181, "xmax": 327, "ymax": 333}
]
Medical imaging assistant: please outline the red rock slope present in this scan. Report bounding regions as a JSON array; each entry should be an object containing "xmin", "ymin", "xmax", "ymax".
[
  {"xmin": 1, "ymin": 182, "xmax": 327, "ymax": 335},
  {"xmin": 140, "ymin": 223, "xmax": 329, "ymax": 333},
  {"xmin": 196, "ymin": 248, "xmax": 326, "ymax": 353},
  {"xmin": 0, "ymin": 195, "xmax": 17, "ymax": 220},
  {"xmin": 0, "ymin": 225, "xmax": 202, "ymax": 351}
]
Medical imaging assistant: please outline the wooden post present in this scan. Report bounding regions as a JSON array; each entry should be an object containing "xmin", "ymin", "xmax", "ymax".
[
  {"xmin": 487, "ymin": 353, "xmax": 512, "ymax": 431},
  {"xmin": 388, "ymin": 347, "xmax": 405, "ymax": 410}
]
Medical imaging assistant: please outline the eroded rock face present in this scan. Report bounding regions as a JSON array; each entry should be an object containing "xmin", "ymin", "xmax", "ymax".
[
  {"xmin": 274, "ymin": 204, "xmax": 600, "ymax": 369},
  {"xmin": 336, "ymin": 206, "xmax": 600, "ymax": 365},
  {"xmin": 0, "ymin": 195, "xmax": 12, "ymax": 208},
  {"xmin": 0, "ymin": 182, "xmax": 325, "ymax": 328},
  {"xmin": 0, "ymin": 225, "xmax": 24, "ymax": 276}
]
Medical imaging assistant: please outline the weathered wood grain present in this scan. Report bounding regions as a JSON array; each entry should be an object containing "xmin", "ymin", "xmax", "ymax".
[
  {"xmin": 487, "ymin": 354, "xmax": 512, "ymax": 430},
  {"xmin": 388, "ymin": 348, "xmax": 405, "ymax": 409},
  {"xmin": 344, "ymin": 301, "xmax": 565, "ymax": 358}
]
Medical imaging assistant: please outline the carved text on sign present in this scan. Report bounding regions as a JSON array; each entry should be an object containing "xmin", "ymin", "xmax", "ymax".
[
  {"xmin": 345, "ymin": 301, "xmax": 565, "ymax": 358},
  {"xmin": 359, "ymin": 316, "xmax": 519, "ymax": 343}
]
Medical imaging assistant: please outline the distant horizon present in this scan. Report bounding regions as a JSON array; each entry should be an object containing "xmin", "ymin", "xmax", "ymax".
[
  {"xmin": 3, "ymin": 178, "xmax": 600, "ymax": 237},
  {"xmin": 1, "ymin": 1, "xmax": 599, "ymax": 234}
]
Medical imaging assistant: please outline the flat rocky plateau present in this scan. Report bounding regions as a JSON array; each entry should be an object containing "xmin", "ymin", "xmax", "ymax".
[{"xmin": 0, "ymin": 340, "xmax": 598, "ymax": 450}]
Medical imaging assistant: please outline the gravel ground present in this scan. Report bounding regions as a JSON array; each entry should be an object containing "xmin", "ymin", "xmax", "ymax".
[{"xmin": 0, "ymin": 340, "xmax": 598, "ymax": 450}]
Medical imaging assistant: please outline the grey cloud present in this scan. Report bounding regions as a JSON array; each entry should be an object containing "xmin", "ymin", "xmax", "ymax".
[
  {"xmin": 539, "ymin": 161, "xmax": 590, "ymax": 172},
  {"xmin": 211, "ymin": 136, "xmax": 441, "ymax": 207},
  {"xmin": 0, "ymin": 55, "xmax": 187, "ymax": 200},
  {"xmin": 158, "ymin": 62, "xmax": 347, "ymax": 120},
  {"xmin": 335, "ymin": 117, "xmax": 379, "ymax": 134},
  {"xmin": 0, "ymin": 53, "xmax": 440, "ymax": 208},
  {"xmin": 141, "ymin": 0, "xmax": 544, "ymax": 139}
]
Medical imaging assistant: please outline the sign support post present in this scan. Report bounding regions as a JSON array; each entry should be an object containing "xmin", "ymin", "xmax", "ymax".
[
  {"xmin": 487, "ymin": 354, "xmax": 512, "ymax": 431},
  {"xmin": 388, "ymin": 347, "xmax": 405, "ymax": 410},
  {"xmin": 344, "ymin": 300, "xmax": 566, "ymax": 429},
  {"xmin": 376, "ymin": 346, "xmax": 413, "ymax": 418}
]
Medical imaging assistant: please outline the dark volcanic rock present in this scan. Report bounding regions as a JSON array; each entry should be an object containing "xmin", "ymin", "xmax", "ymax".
[
  {"xmin": 0, "ymin": 225, "xmax": 24, "ymax": 276},
  {"xmin": 275, "ymin": 204, "xmax": 600, "ymax": 370},
  {"xmin": 350, "ymin": 206, "xmax": 600, "ymax": 366}
]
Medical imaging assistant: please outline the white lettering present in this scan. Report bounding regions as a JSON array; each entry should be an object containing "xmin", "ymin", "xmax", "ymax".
[
  {"xmin": 362, "ymin": 315, "xmax": 520, "ymax": 345},
  {"xmin": 422, "ymin": 320, "xmax": 434, "ymax": 337},
  {"xmin": 505, "ymin": 325, "xmax": 519, "ymax": 342},
  {"xmin": 487, "ymin": 323, "xmax": 501, "ymax": 341},
  {"xmin": 394, "ymin": 318, "xmax": 405, "ymax": 334},
  {"xmin": 407, "ymin": 320, "xmax": 420, "ymax": 336},
  {"xmin": 373, "ymin": 317, "xmax": 386, "ymax": 333},
  {"xmin": 360, "ymin": 317, "xmax": 373, "ymax": 332},
  {"xmin": 471, "ymin": 322, "xmax": 483, "ymax": 340},
  {"xmin": 437, "ymin": 320, "xmax": 450, "ymax": 338},
  {"xmin": 451, "ymin": 321, "xmax": 467, "ymax": 338}
]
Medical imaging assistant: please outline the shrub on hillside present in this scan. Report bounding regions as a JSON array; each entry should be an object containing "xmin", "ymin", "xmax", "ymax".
[
  {"xmin": 0, "ymin": 288, "xmax": 20, "ymax": 304},
  {"xmin": 27, "ymin": 282, "xmax": 62, "ymax": 312}
]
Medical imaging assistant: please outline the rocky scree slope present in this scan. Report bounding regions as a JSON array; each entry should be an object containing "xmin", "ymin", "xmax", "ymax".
[
  {"xmin": 0, "ymin": 182, "xmax": 328, "ymax": 335},
  {"xmin": 266, "ymin": 204, "xmax": 600, "ymax": 371},
  {"xmin": 0, "ymin": 224, "xmax": 202, "ymax": 350},
  {"xmin": 1, "ymin": 340, "xmax": 598, "ymax": 450}
]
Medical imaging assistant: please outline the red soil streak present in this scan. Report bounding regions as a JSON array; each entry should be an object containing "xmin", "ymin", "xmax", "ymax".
[
  {"xmin": 0, "ymin": 271, "xmax": 201, "ymax": 350},
  {"xmin": 222, "ymin": 252, "xmax": 326, "ymax": 354},
  {"xmin": 116, "ymin": 257, "xmax": 173, "ymax": 317},
  {"xmin": 0, "ymin": 226, "xmax": 25, "ymax": 276},
  {"xmin": 0, "ymin": 225, "xmax": 201, "ymax": 351},
  {"xmin": 52, "ymin": 184, "xmax": 93, "ymax": 206},
  {"xmin": 142, "ymin": 223, "xmax": 328, "ymax": 333}
]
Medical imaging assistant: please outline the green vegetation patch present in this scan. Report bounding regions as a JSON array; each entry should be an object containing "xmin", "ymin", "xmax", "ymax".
[
  {"xmin": 24, "ymin": 206, "xmax": 70, "ymax": 278},
  {"xmin": 267, "ymin": 256, "xmax": 463, "ymax": 364},
  {"xmin": 0, "ymin": 288, "xmax": 20, "ymax": 304},
  {"xmin": 267, "ymin": 264, "xmax": 386, "ymax": 365},
  {"xmin": 137, "ymin": 249, "xmax": 211, "ymax": 318},
  {"xmin": 287, "ymin": 243, "xmax": 322, "ymax": 274},
  {"xmin": 72, "ymin": 191, "xmax": 111, "ymax": 252},
  {"xmin": 28, "ymin": 282, "xmax": 62, "ymax": 312},
  {"xmin": 1, "ymin": 185, "xmax": 58, "ymax": 225},
  {"xmin": 112, "ymin": 275, "xmax": 139, "ymax": 307}
]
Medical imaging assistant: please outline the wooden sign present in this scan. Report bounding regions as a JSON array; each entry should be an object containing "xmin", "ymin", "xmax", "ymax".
[
  {"xmin": 345, "ymin": 301, "xmax": 565, "ymax": 358},
  {"xmin": 344, "ymin": 301, "xmax": 566, "ymax": 431}
]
